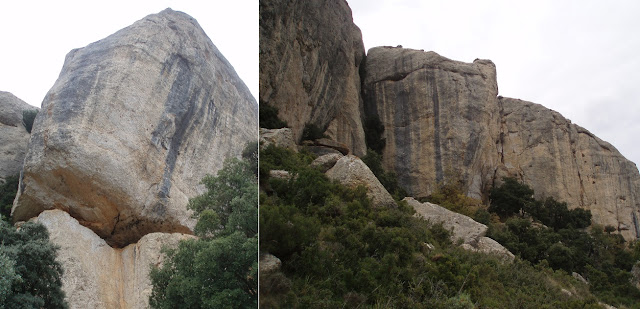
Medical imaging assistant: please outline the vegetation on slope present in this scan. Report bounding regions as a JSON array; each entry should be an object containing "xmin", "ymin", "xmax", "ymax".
[
  {"xmin": 259, "ymin": 145, "xmax": 606, "ymax": 308},
  {"xmin": 0, "ymin": 175, "xmax": 19, "ymax": 223},
  {"xmin": 149, "ymin": 142, "xmax": 258, "ymax": 309}
]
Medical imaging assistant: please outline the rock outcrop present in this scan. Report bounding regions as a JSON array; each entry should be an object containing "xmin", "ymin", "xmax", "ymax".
[
  {"xmin": 259, "ymin": 0, "xmax": 367, "ymax": 156},
  {"xmin": 34, "ymin": 210, "xmax": 193, "ymax": 309},
  {"xmin": 260, "ymin": 128, "xmax": 298, "ymax": 151},
  {"xmin": 364, "ymin": 46, "xmax": 640, "ymax": 240},
  {"xmin": 405, "ymin": 197, "xmax": 514, "ymax": 261},
  {"xmin": 326, "ymin": 155, "xmax": 396, "ymax": 208},
  {"xmin": 12, "ymin": 8, "xmax": 258, "ymax": 247},
  {"xmin": 0, "ymin": 92, "xmax": 37, "ymax": 182}
]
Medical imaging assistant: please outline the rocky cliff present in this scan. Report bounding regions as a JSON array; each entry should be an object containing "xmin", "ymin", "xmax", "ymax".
[
  {"xmin": 260, "ymin": 0, "xmax": 640, "ymax": 240},
  {"xmin": 0, "ymin": 92, "xmax": 38, "ymax": 183},
  {"xmin": 12, "ymin": 8, "xmax": 258, "ymax": 247},
  {"xmin": 363, "ymin": 46, "xmax": 640, "ymax": 240},
  {"xmin": 8, "ymin": 8, "xmax": 257, "ymax": 308},
  {"xmin": 259, "ymin": 0, "xmax": 366, "ymax": 156}
]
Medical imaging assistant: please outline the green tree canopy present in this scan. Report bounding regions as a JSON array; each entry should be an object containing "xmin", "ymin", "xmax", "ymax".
[
  {"xmin": 0, "ymin": 221, "xmax": 67, "ymax": 309},
  {"xmin": 150, "ymin": 141, "xmax": 258, "ymax": 309}
]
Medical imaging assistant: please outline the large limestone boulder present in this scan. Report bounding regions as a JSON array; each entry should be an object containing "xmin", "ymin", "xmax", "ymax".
[
  {"xmin": 12, "ymin": 9, "xmax": 258, "ymax": 247},
  {"xmin": 364, "ymin": 46, "xmax": 640, "ymax": 240},
  {"xmin": 0, "ymin": 92, "xmax": 37, "ymax": 182},
  {"xmin": 259, "ymin": 128, "xmax": 298, "ymax": 151},
  {"xmin": 405, "ymin": 197, "xmax": 487, "ymax": 246},
  {"xmin": 363, "ymin": 46, "xmax": 501, "ymax": 200},
  {"xmin": 35, "ymin": 209, "xmax": 192, "ymax": 309},
  {"xmin": 326, "ymin": 155, "xmax": 396, "ymax": 208},
  {"xmin": 259, "ymin": 0, "xmax": 367, "ymax": 156}
]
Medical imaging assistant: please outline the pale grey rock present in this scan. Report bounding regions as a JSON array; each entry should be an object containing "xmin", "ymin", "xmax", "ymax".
[
  {"xmin": 259, "ymin": 0, "xmax": 366, "ymax": 156},
  {"xmin": 573, "ymin": 272, "xmax": 589, "ymax": 285},
  {"xmin": 311, "ymin": 153, "xmax": 343, "ymax": 173},
  {"xmin": 35, "ymin": 209, "xmax": 193, "ymax": 309},
  {"xmin": 260, "ymin": 128, "xmax": 298, "ymax": 151},
  {"xmin": 405, "ymin": 197, "xmax": 487, "ymax": 246},
  {"xmin": 0, "ymin": 92, "xmax": 37, "ymax": 182},
  {"xmin": 12, "ymin": 9, "xmax": 258, "ymax": 247},
  {"xmin": 259, "ymin": 253, "xmax": 282, "ymax": 274},
  {"xmin": 468, "ymin": 237, "xmax": 515, "ymax": 262},
  {"xmin": 631, "ymin": 262, "xmax": 640, "ymax": 290},
  {"xmin": 269, "ymin": 170, "xmax": 292, "ymax": 181},
  {"xmin": 326, "ymin": 155, "xmax": 396, "ymax": 208}
]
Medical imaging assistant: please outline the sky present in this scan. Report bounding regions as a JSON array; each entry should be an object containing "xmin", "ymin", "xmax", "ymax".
[
  {"xmin": 0, "ymin": 0, "xmax": 257, "ymax": 106},
  {"xmin": 348, "ymin": 0, "xmax": 640, "ymax": 167}
]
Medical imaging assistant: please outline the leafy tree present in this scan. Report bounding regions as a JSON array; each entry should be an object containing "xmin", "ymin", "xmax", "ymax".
[
  {"xmin": 22, "ymin": 109, "xmax": 38, "ymax": 134},
  {"xmin": 150, "ymin": 142, "xmax": 258, "ymax": 308},
  {"xmin": 0, "ymin": 221, "xmax": 67, "ymax": 309},
  {"xmin": 489, "ymin": 177, "xmax": 535, "ymax": 218},
  {"xmin": 0, "ymin": 175, "xmax": 19, "ymax": 222}
]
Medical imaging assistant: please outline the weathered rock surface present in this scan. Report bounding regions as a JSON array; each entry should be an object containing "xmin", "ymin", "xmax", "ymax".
[
  {"xmin": 259, "ymin": 0, "xmax": 366, "ymax": 156},
  {"xmin": 405, "ymin": 197, "xmax": 487, "ymax": 245},
  {"xmin": 326, "ymin": 155, "xmax": 396, "ymax": 208},
  {"xmin": 260, "ymin": 128, "xmax": 298, "ymax": 151},
  {"xmin": 0, "ymin": 92, "xmax": 37, "ymax": 182},
  {"xmin": 462, "ymin": 237, "xmax": 515, "ymax": 262},
  {"xmin": 365, "ymin": 46, "xmax": 640, "ymax": 240},
  {"xmin": 631, "ymin": 262, "xmax": 640, "ymax": 290},
  {"xmin": 311, "ymin": 153, "xmax": 343, "ymax": 173},
  {"xmin": 259, "ymin": 253, "xmax": 282, "ymax": 274},
  {"xmin": 497, "ymin": 97, "xmax": 640, "ymax": 240},
  {"xmin": 363, "ymin": 46, "xmax": 500, "ymax": 200},
  {"xmin": 12, "ymin": 8, "xmax": 258, "ymax": 247},
  {"xmin": 34, "ymin": 209, "xmax": 193, "ymax": 309}
]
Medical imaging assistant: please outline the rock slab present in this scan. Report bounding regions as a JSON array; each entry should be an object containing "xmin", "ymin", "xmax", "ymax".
[
  {"xmin": 12, "ymin": 9, "xmax": 258, "ymax": 247},
  {"xmin": 326, "ymin": 155, "xmax": 396, "ymax": 208}
]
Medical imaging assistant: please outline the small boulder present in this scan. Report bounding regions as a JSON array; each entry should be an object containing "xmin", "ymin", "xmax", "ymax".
[
  {"xmin": 326, "ymin": 155, "xmax": 396, "ymax": 208},
  {"xmin": 310, "ymin": 153, "xmax": 343, "ymax": 173},
  {"xmin": 259, "ymin": 253, "xmax": 282, "ymax": 274},
  {"xmin": 260, "ymin": 128, "xmax": 297, "ymax": 151}
]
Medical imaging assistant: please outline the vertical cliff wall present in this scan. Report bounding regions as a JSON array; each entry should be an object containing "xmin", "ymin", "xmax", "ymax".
[
  {"xmin": 259, "ymin": 0, "xmax": 366, "ymax": 155},
  {"xmin": 0, "ymin": 92, "xmax": 37, "ymax": 183}
]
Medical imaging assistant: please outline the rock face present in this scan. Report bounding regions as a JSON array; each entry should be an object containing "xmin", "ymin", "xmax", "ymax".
[
  {"xmin": 35, "ymin": 210, "xmax": 193, "ymax": 309},
  {"xmin": 363, "ymin": 46, "xmax": 500, "ymax": 200},
  {"xmin": 497, "ymin": 97, "xmax": 640, "ymax": 240},
  {"xmin": 12, "ymin": 8, "xmax": 258, "ymax": 247},
  {"xmin": 365, "ymin": 46, "xmax": 640, "ymax": 240},
  {"xmin": 259, "ymin": 0, "xmax": 367, "ymax": 156},
  {"xmin": 0, "ymin": 92, "xmax": 37, "ymax": 182},
  {"xmin": 259, "ymin": 128, "xmax": 298, "ymax": 151},
  {"xmin": 326, "ymin": 155, "xmax": 396, "ymax": 208}
]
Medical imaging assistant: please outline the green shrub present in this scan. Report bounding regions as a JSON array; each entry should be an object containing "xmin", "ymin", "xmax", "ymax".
[
  {"xmin": 363, "ymin": 115, "xmax": 386, "ymax": 154},
  {"xmin": 0, "ymin": 221, "xmax": 68, "ymax": 308},
  {"xmin": 22, "ymin": 109, "xmax": 38, "ymax": 133},
  {"xmin": 0, "ymin": 175, "xmax": 19, "ymax": 222},
  {"xmin": 259, "ymin": 103, "xmax": 287, "ymax": 129},
  {"xmin": 489, "ymin": 177, "xmax": 535, "ymax": 218},
  {"xmin": 362, "ymin": 149, "xmax": 407, "ymax": 200},
  {"xmin": 300, "ymin": 123, "xmax": 326, "ymax": 141}
]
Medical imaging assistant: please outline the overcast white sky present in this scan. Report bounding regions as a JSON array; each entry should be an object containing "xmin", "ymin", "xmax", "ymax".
[
  {"xmin": 0, "ymin": 0, "xmax": 257, "ymax": 106},
  {"xmin": 348, "ymin": 0, "xmax": 640, "ymax": 167}
]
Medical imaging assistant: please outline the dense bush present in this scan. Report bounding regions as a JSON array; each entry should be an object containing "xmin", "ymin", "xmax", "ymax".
[
  {"xmin": 259, "ymin": 103, "xmax": 287, "ymax": 129},
  {"xmin": 0, "ymin": 221, "xmax": 68, "ymax": 308},
  {"xmin": 0, "ymin": 175, "xmax": 19, "ymax": 222},
  {"xmin": 22, "ymin": 109, "xmax": 38, "ymax": 134},
  {"xmin": 488, "ymin": 177, "xmax": 640, "ymax": 307},
  {"xmin": 259, "ymin": 145, "xmax": 605, "ymax": 308},
  {"xmin": 363, "ymin": 115, "xmax": 385, "ymax": 154},
  {"xmin": 361, "ymin": 149, "xmax": 407, "ymax": 200},
  {"xmin": 300, "ymin": 123, "xmax": 326, "ymax": 141},
  {"xmin": 150, "ymin": 142, "xmax": 258, "ymax": 308}
]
